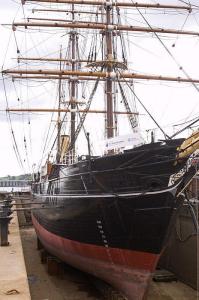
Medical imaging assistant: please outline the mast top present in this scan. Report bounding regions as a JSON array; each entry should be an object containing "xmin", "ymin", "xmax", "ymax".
[{"xmin": 4, "ymin": 0, "xmax": 197, "ymax": 156}]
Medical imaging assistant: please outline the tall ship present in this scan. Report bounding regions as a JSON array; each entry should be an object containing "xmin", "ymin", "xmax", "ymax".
[{"xmin": 2, "ymin": 1, "xmax": 199, "ymax": 299}]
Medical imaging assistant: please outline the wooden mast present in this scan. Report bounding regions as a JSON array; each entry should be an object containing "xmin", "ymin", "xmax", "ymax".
[
  {"xmin": 57, "ymin": 47, "xmax": 62, "ymax": 163},
  {"xmin": 3, "ymin": 0, "xmax": 199, "ymax": 154},
  {"xmin": 105, "ymin": 2, "xmax": 114, "ymax": 139},
  {"xmin": 70, "ymin": 2, "xmax": 77, "ymax": 154}
]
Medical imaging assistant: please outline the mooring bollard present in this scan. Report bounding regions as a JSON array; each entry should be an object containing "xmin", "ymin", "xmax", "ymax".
[
  {"xmin": 0, "ymin": 198, "xmax": 13, "ymax": 246},
  {"xmin": 2, "ymin": 202, "xmax": 13, "ymax": 216},
  {"xmin": 0, "ymin": 215, "xmax": 12, "ymax": 246}
]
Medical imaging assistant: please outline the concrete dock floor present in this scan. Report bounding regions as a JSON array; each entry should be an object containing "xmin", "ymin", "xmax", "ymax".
[
  {"xmin": 0, "ymin": 213, "xmax": 31, "ymax": 300},
  {"xmin": 148, "ymin": 281, "xmax": 197, "ymax": 300},
  {"xmin": 20, "ymin": 226, "xmax": 198, "ymax": 300}
]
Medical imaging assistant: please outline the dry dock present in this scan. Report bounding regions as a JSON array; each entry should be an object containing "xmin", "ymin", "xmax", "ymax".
[
  {"xmin": 0, "ymin": 195, "xmax": 198, "ymax": 300},
  {"xmin": 21, "ymin": 227, "xmax": 198, "ymax": 300}
]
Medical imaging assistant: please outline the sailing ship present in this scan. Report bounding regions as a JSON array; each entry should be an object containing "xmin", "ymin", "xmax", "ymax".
[{"xmin": 2, "ymin": 1, "xmax": 199, "ymax": 299}]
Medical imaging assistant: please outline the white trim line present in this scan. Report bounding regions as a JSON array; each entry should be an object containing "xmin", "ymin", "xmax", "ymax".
[{"xmin": 33, "ymin": 181, "xmax": 181, "ymax": 199}]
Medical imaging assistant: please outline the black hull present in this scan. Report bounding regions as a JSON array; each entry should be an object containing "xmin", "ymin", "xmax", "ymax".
[
  {"xmin": 33, "ymin": 189, "xmax": 180, "ymax": 254},
  {"xmin": 31, "ymin": 140, "xmax": 196, "ymax": 299},
  {"xmin": 35, "ymin": 139, "xmax": 187, "ymax": 196},
  {"xmin": 32, "ymin": 187, "xmax": 182, "ymax": 300}
]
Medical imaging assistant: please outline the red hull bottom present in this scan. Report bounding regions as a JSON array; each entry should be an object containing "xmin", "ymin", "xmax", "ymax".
[{"xmin": 32, "ymin": 215, "xmax": 160, "ymax": 300}]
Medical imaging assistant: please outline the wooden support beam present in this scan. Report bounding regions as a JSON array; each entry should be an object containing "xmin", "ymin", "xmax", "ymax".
[
  {"xmin": 4, "ymin": 69, "xmax": 199, "ymax": 84},
  {"xmin": 22, "ymin": 1, "xmax": 192, "ymax": 11},
  {"xmin": 16, "ymin": 58, "xmax": 127, "ymax": 70},
  {"xmin": 12, "ymin": 21, "xmax": 199, "ymax": 36},
  {"xmin": 6, "ymin": 108, "xmax": 139, "ymax": 115},
  {"xmin": 16, "ymin": 57, "xmax": 96, "ymax": 63},
  {"xmin": 12, "ymin": 75, "xmax": 133, "ymax": 82},
  {"xmin": 27, "ymin": 17, "xmax": 105, "ymax": 25},
  {"xmin": 12, "ymin": 75, "xmax": 99, "ymax": 81},
  {"xmin": 32, "ymin": 9, "xmax": 105, "ymax": 15}
]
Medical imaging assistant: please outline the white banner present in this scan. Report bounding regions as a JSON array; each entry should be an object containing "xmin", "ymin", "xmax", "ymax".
[{"xmin": 104, "ymin": 129, "xmax": 144, "ymax": 151}]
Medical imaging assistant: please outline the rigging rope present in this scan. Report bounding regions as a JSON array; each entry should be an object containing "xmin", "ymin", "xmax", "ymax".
[
  {"xmin": 117, "ymin": 79, "xmax": 137, "ymax": 129},
  {"xmin": 171, "ymin": 116, "xmax": 199, "ymax": 139},
  {"xmin": 118, "ymin": 70, "xmax": 170, "ymax": 139},
  {"xmin": 68, "ymin": 73, "xmax": 102, "ymax": 151},
  {"xmin": 2, "ymin": 75, "xmax": 25, "ymax": 172},
  {"xmin": 130, "ymin": 0, "xmax": 199, "ymax": 95}
]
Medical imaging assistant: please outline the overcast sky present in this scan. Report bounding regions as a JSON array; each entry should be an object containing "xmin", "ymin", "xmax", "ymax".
[{"xmin": 1, "ymin": 0, "xmax": 199, "ymax": 177}]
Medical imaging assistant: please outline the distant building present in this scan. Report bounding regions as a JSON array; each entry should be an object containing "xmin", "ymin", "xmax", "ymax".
[{"xmin": 0, "ymin": 180, "xmax": 31, "ymax": 192}]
